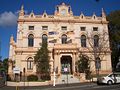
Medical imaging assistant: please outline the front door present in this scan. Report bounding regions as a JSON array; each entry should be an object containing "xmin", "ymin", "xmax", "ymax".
[{"xmin": 61, "ymin": 56, "xmax": 72, "ymax": 74}]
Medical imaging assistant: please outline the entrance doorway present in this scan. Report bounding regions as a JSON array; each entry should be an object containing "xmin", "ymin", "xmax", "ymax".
[{"xmin": 61, "ymin": 56, "xmax": 72, "ymax": 74}]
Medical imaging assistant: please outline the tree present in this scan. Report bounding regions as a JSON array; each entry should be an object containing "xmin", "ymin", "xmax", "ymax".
[
  {"xmin": 0, "ymin": 60, "xmax": 3, "ymax": 71},
  {"xmin": 107, "ymin": 10, "xmax": 120, "ymax": 71},
  {"xmin": 0, "ymin": 58, "xmax": 8, "ymax": 73},
  {"xmin": 83, "ymin": 31, "xmax": 110, "ymax": 78},
  {"xmin": 3, "ymin": 58, "xmax": 8, "ymax": 73},
  {"xmin": 34, "ymin": 41, "xmax": 50, "ymax": 80},
  {"xmin": 76, "ymin": 55, "xmax": 91, "ymax": 79}
]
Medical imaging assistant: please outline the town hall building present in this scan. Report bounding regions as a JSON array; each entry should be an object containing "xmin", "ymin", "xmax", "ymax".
[{"xmin": 8, "ymin": 3, "xmax": 112, "ymax": 82}]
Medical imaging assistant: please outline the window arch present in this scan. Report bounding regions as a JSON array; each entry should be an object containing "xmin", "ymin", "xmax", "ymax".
[
  {"xmin": 81, "ymin": 35, "xmax": 86, "ymax": 47},
  {"xmin": 28, "ymin": 34, "xmax": 34, "ymax": 47},
  {"xmin": 61, "ymin": 34, "xmax": 67, "ymax": 44},
  {"xmin": 42, "ymin": 34, "xmax": 48, "ymax": 43},
  {"xmin": 95, "ymin": 57, "xmax": 101, "ymax": 70},
  {"xmin": 94, "ymin": 35, "xmax": 99, "ymax": 47},
  {"xmin": 27, "ymin": 57, "xmax": 33, "ymax": 70}
]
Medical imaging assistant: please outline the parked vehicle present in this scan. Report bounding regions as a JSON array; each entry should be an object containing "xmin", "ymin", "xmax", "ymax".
[{"xmin": 97, "ymin": 73, "xmax": 120, "ymax": 85}]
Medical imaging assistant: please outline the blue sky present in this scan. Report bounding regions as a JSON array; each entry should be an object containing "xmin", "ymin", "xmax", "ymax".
[{"xmin": 0, "ymin": 0, "xmax": 120, "ymax": 60}]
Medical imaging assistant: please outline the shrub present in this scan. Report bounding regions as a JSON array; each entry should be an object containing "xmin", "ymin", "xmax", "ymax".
[
  {"xmin": 40, "ymin": 74, "xmax": 50, "ymax": 80},
  {"xmin": 7, "ymin": 74, "xmax": 11, "ymax": 81},
  {"xmin": 27, "ymin": 75, "xmax": 38, "ymax": 81},
  {"xmin": 85, "ymin": 69, "xmax": 91, "ymax": 80}
]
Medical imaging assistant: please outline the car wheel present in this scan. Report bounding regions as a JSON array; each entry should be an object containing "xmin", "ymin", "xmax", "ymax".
[
  {"xmin": 107, "ymin": 80, "xmax": 113, "ymax": 85},
  {"xmin": 97, "ymin": 82, "xmax": 101, "ymax": 85}
]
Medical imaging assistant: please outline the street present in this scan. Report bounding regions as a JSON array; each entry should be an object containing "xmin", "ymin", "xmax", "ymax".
[{"xmin": 1, "ymin": 83, "xmax": 120, "ymax": 90}]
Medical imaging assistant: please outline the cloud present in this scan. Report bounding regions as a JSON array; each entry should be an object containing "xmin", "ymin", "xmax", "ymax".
[{"xmin": 0, "ymin": 11, "xmax": 18, "ymax": 27}]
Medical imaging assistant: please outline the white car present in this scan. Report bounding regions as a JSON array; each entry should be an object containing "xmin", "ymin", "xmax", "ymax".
[{"xmin": 97, "ymin": 73, "xmax": 120, "ymax": 85}]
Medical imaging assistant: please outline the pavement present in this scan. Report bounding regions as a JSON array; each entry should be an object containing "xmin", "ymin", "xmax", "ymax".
[
  {"xmin": 1, "ymin": 82, "xmax": 120, "ymax": 90},
  {"xmin": 0, "ymin": 82, "xmax": 96, "ymax": 90}
]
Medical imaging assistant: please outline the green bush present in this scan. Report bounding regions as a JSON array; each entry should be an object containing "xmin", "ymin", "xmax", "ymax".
[
  {"xmin": 7, "ymin": 74, "xmax": 11, "ymax": 81},
  {"xmin": 85, "ymin": 70, "xmax": 91, "ymax": 80},
  {"xmin": 41, "ymin": 74, "xmax": 50, "ymax": 80},
  {"xmin": 27, "ymin": 75, "xmax": 38, "ymax": 81}
]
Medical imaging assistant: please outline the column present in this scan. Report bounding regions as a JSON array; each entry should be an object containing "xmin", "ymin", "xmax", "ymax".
[
  {"xmin": 54, "ymin": 52, "xmax": 60, "ymax": 74},
  {"xmin": 58, "ymin": 53, "xmax": 61, "ymax": 75},
  {"xmin": 72, "ymin": 53, "xmax": 76, "ymax": 74}
]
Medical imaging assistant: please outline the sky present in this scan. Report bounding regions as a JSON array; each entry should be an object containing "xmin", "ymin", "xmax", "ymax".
[{"xmin": 0, "ymin": 0, "xmax": 120, "ymax": 60}]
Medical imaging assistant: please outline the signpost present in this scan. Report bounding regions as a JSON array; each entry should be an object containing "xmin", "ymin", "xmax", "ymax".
[
  {"xmin": 53, "ymin": 68, "xmax": 56, "ymax": 86},
  {"xmin": 64, "ymin": 67, "xmax": 68, "ymax": 85}
]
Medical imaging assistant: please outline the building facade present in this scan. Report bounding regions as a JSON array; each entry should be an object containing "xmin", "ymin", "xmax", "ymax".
[{"xmin": 8, "ymin": 3, "xmax": 112, "ymax": 81}]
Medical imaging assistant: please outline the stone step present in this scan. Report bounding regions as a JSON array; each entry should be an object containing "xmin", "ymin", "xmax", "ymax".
[{"xmin": 56, "ymin": 74, "xmax": 80, "ymax": 84}]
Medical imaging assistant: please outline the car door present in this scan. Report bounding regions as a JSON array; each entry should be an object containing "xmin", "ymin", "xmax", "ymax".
[
  {"xmin": 111, "ymin": 74, "xmax": 116, "ymax": 83},
  {"xmin": 115, "ymin": 74, "xmax": 120, "ymax": 83}
]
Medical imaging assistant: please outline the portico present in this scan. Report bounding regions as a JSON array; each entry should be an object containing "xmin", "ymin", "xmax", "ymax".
[{"xmin": 53, "ymin": 44, "xmax": 78, "ymax": 75}]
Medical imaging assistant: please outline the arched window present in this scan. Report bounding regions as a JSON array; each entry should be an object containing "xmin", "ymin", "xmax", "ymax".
[
  {"xmin": 94, "ymin": 35, "xmax": 99, "ymax": 47},
  {"xmin": 95, "ymin": 57, "xmax": 101, "ymax": 70},
  {"xmin": 61, "ymin": 34, "xmax": 67, "ymax": 44},
  {"xmin": 81, "ymin": 35, "xmax": 86, "ymax": 47},
  {"xmin": 27, "ymin": 57, "xmax": 33, "ymax": 70},
  {"xmin": 28, "ymin": 34, "xmax": 34, "ymax": 47},
  {"xmin": 42, "ymin": 34, "xmax": 48, "ymax": 43}
]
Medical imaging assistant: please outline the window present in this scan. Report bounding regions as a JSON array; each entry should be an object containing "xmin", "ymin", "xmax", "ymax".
[
  {"xmin": 94, "ymin": 35, "xmax": 99, "ymax": 47},
  {"xmin": 42, "ymin": 26, "xmax": 48, "ymax": 30},
  {"xmin": 61, "ymin": 34, "xmax": 67, "ymax": 44},
  {"xmin": 93, "ymin": 27, "xmax": 98, "ymax": 31},
  {"xmin": 27, "ymin": 57, "xmax": 33, "ymax": 70},
  {"xmin": 95, "ymin": 57, "xmax": 101, "ymax": 69},
  {"xmin": 42, "ymin": 34, "xmax": 48, "ymax": 43},
  {"xmin": 81, "ymin": 35, "xmax": 86, "ymax": 47},
  {"xmin": 29, "ymin": 26, "xmax": 34, "ymax": 30},
  {"xmin": 61, "ymin": 26, "xmax": 67, "ymax": 30},
  {"xmin": 28, "ymin": 34, "xmax": 34, "ymax": 47},
  {"xmin": 80, "ymin": 27, "xmax": 86, "ymax": 31}
]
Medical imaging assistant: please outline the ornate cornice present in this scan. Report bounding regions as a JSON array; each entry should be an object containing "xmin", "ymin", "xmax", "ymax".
[{"xmin": 18, "ymin": 17, "xmax": 108, "ymax": 24}]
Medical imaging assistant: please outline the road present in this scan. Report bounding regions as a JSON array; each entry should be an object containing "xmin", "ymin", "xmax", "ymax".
[{"xmin": 0, "ymin": 83, "xmax": 120, "ymax": 90}]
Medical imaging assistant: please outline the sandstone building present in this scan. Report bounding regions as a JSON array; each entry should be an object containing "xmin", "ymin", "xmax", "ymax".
[{"xmin": 8, "ymin": 3, "xmax": 112, "ymax": 82}]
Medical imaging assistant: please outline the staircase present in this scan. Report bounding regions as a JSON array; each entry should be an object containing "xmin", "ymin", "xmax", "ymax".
[{"xmin": 56, "ymin": 74, "xmax": 80, "ymax": 84}]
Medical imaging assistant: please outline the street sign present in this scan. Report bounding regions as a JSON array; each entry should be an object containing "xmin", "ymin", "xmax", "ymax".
[{"xmin": 13, "ymin": 67, "xmax": 20, "ymax": 74}]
